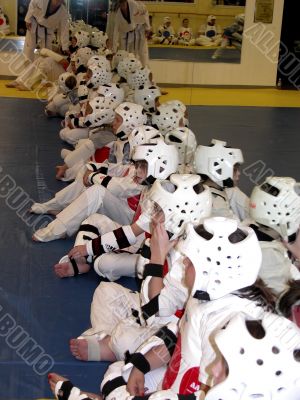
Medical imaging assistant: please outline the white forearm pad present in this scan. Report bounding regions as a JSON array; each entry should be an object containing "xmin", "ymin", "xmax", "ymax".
[
  {"xmin": 87, "ymin": 225, "xmax": 137, "ymax": 256},
  {"xmin": 135, "ymin": 212, "xmax": 151, "ymax": 233},
  {"xmin": 40, "ymin": 48, "xmax": 65, "ymax": 62}
]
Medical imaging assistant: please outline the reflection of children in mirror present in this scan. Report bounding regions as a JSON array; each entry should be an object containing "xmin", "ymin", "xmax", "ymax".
[
  {"xmin": 195, "ymin": 15, "xmax": 222, "ymax": 46},
  {"xmin": 152, "ymin": 16, "xmax": 176, "ymax": 45},
  {"xmin": 177, "ymin": 18, "xmax": 195, "ymax": 46}
]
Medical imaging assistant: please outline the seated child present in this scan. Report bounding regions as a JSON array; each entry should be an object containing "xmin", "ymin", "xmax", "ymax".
[
  {"xmin": 152, "ymin": 16, "xmax": 176, "ymax": 45},
  {"xmin": 195, "ymin": 15, "xmax": 222, "ymax": 47}
]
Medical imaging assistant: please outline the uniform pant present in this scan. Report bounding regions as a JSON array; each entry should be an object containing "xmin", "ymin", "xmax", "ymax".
[
  {"xmin": 55, "ymin": 184, "xmax": 134, "ymax": 236},
  {"xmin": 82, "ymin": 282, "xmax": 162, "ymax": 360},
  {"xmin": 23, "ymin": 19, "xmax": 54, "ymax": 62}
]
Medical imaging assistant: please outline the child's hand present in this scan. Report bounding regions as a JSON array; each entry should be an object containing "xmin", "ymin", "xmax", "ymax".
[
  {"xmin": 150, "ymin": 222, "xmax": 178, "ymax": 264},
  {"xmin": 83, "ymin": 170, "xmax": 92, "ymax": 187},
  {"xmin": 126, "ymin": 367, "xmax": 145, "ymax": 396},
  {"xmin": 68, "ymin": 245, "xmax": 88, "ymax": 259}
]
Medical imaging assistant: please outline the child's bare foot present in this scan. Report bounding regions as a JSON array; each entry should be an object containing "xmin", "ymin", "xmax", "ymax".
[
  {"xmin": 16, "ymin": 83, "xmax": 31, "ymax": 91},
  {"xmin": 54, "ymin": 255, "xmax": 90, "ymax": 278},
  {"xmin": 56, "ymin": 164, "xmax": 68, "ymax": 180},
  {"xmin": 70, "ymin": 338, "xmax": 92, "ymax": 361},
  {"xmin": 69, "ymin": 337, "xmax": 101, "ymax": 361},
  {"xmin": 5, "ymin": 80, "xmax": 19, "ymax": 88}
]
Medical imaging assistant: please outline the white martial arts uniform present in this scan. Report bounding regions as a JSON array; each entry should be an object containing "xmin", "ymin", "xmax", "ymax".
[
  {"xmin": 177, "ymin": 26, "xmax": 194, "ymax": 46},
  {"xmin": 249, "ymin": 224, "xmax": 300, "ymax": 297},
  {"xmin": 209, "ymin": 185, "xmax": 250, "ymax": 222},
  {"xmin": 15, "ymin": 54, "xmax": 67, "ymax": 89},
  {"xmin": 195, "ymin": 24, "xmax": 222, "ymax": 47},
  {"xmin": 80, "ymin": 248, "xmax": 188, "ymax": 360},
  {"xmin": 100, "ymin": 294, "xmax": 265, "ymax": 399},
  {"xmin": 39, "ymin": 168, "xmax": 144, "ymax": 239},
  {"xmin": 112, "ymin": 0, "xmax": 150, "ymax": 66},
  {"xmin": 24, "ymin": 0, "xmax": 69, "ymax": 61}
]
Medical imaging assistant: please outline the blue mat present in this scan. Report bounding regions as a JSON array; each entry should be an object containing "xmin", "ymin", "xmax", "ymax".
[
  {"xmin": 149, "ymin": 46, "xmax": 241, "ymax": 63},
  {"xmin": 0, "ymin": 98, "xmax": 299, "ymax": 398}
]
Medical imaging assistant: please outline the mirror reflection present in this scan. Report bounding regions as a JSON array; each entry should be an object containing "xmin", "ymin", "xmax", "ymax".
[
  {"xmin": 15, "ymin": 0, "xmax": 246, "ymax": 64},
  {"xmin": 147, "ymin": 0, "xmax": 246, "ymax": 63}
]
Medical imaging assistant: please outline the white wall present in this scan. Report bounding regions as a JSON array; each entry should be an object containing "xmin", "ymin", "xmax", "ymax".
[{"xmin": 149, "ymin": 0, "xmax": 284, "ymax": 86}]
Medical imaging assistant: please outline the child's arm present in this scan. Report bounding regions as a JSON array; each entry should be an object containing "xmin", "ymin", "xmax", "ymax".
[{"xmin": 68, "ymin": 221, "xmax": 144, "ymax": 258}]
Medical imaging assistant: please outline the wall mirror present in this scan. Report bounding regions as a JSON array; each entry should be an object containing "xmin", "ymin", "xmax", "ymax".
[
  {"xmin": 17, "ymin": 0, "xmax": 245, "ymax": 64},
  {"xmin": 147, "ymin": 0, "xmax": 246, "ymax": 63}
]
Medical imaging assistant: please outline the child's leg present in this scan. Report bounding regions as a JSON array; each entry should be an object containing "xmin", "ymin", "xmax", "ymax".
[
  {"xmin": 70, "ymin": 282, "xmax": 140, "ymax": 361},
  {"xmin": 60, "ymin": 127, "xmax": 90, "ymax": 146}
]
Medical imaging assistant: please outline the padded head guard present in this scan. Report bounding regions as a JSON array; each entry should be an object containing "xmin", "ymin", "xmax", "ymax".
[
  {"xmin": 152, "ymin": 103, "xmax": 185, "ymax": 135},
  {"xmin": 143, "ymin": 174, "xmax": 212, "ymax": 237},
  {"xmin": 206, "ymin": 312, "xmax": 300, "ymax": 400},
  {"xmin": 117, "ymin": 56, "xmax": 142, "ymax": 80},
  {"xmin": 73, "ymin": 30, "xmax": 90, "ymax": 48},
  {"xmin": 87, "ymin": 54, "xmax": 111, "ymax": 70},
  {"xmin": 194, "ymin": 139, "xmax": 243, "ymax": 187},
  {"xmin": 250, "ymin": 176, "xmax": 300, "ymax": 239},
  {"xmin": 127, "ymin": 67, "xmax": 152, "ymax": 89},
  {"xmin": 86, "ymin": 64, "xmax": 112, "ymax": 89},
  {"xmin": 96, "ymin": 83, "xmax": 125, "ymax": 107},
  {"xmin": 134, "ymin": 85, "xmax": 161, "ymax": 113},
  {"xmin": 114, "ymin": 102, "xmax": 147, "ymax": 137},
  {"xmin": 177, "ymin": 217, "xmax": 262, "ymax": 300},
  {"xmin": 165, "ymin": 127, "xmax": 197, "ymax": 166},
  {"xmin": 207, "ymin": 14, "xmax": 216, "ymax": 23},
  {"xmin": 132, "ymin": 138, "xmax": 179, "ymax": 181},
  {"xmin": 84, "ymin": 96, "xmax": 115, "ymax": 127},
  {"xmin": 111, "ymin": 50, "xmax": 130, "ymax": 69},
  {"xmin": 71, "ymin": 47, "xmax": 93, "ymax": 70},
  {"xmin": 128, "ymin": 125, "xmax": 162, "ymax": 156},
  {"xmin": 90, "ymin": 30, "xmax": 108, "ymax": 49},
  {"xmin": 235, "ymin": 13, "xmax": 245, "ymax": 25}
]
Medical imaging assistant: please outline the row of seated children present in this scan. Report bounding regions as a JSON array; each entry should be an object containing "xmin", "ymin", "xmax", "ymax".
[
  {"xmin": 23, "ymin": 27, "xmax": 300, "ymax": 400},
  {"xmin": 150, "ymin": 14, "xmax": 244, "ymax": 50}
]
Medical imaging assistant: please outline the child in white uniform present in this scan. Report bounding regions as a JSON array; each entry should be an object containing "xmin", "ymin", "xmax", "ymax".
[
  {"xmin": 194, "ymin": 139, "xmax": 250, "ymax": 222},
  {"xmin": 248, "ymin": 176, "xmax": 300, "ymax": 322}
]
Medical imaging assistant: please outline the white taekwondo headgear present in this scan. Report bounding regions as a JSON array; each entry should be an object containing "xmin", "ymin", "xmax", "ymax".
[
  {"xmin": 73, "ymin": 30, "xmax": 90, "ymax": 48},
  {"xmin": 132, "ymin": 138, "xmax": 179, "ymax": 182},
  {"xmin": 152, "ymin": 103, "xmax": 185, "ymax": 135},
  {"xmin": 96, "ymin": 83, "xmax": 125, "ymax": 107},
  {"xmin": 235, "ymin": 13, "xmax": 245, "ymax": 25},
  {"xmin": 84, "ymin": 96, "xmax": 115, "ymax": 127},
  {"xmin": 250, "ymin": 176, "xmax": 300, "ymax": 239},
  {"xmin": 90, "ymin": 30, "xmax": 108, "ymax": 49},
  {"xmin": 114, "ymin": 102, "xmax": 147, "ymax": 137},
  {"xmin": 111, "ymin": 50, "xmax": 130, "ymax": 69},
  {"xmin": 127, "ymin": 67, "xmax": 152, "ymax": 89},
  {"xmin": 87, "ymin": 54, "xmax": 111, "ymax": 70},
  {"xmin": 143, "ymin": 174, "xmax": 212, "ymax": 237},
  {"xmin": 86, "ymin": 64, "xmax": 113, "ymax": 89},
  {"xmin": 206, "ymin": 312, "xmax": 300, "ymax": 400},
  {"xmin": 165, "ymin": 127, "xmax": 197, "ymax": 166},
  {"xmin": 207, "ymin": 14, "xmax": 216, "ymax": 23},
  {"xmin": 134, "ymin": 85, "xmax": 161, "ymax": 113},
  {"xmin": 194, "ymin": 139, "xmax": 244, "ymax": 187},
  {"xmin": 128, "ymin": 125, "xmax": 162, "ymax": 156},
  {"xmin": 71, "ymin": 47, "xmax": 93, "ymax": 70},
  {"xmin": 177, "ymin": 217, "xmax": 262, "ymax": 300},
  {"xmin": 117, "ymin": 56, "xmax": 142, "ymax": 80}
]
